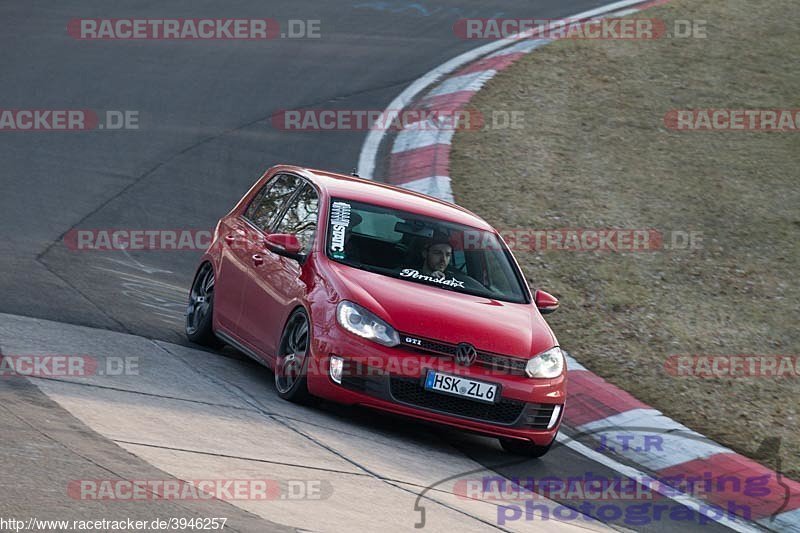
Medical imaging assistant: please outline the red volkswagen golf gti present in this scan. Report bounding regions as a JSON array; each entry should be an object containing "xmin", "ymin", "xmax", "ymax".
[{"xmin": 186, "ymin": 165, "xmax": 566, "ymax": 456}]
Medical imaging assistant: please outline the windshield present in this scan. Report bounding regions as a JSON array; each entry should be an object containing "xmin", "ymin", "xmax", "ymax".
[{"xmin": 325, "ymin": 198, "xmax": 529, "ymax": 303}]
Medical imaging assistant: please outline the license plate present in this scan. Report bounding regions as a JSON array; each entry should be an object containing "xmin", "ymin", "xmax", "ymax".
[{"xmin": 424, "ymin": 370, "xmax": 500, "ymax": 404}]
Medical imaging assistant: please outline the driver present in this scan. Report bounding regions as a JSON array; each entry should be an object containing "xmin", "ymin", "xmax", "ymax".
[
  {"xmin": 421, "ymin": 234, "xmax": 453, "ymax": 280},
  {"xmin": 401, "ymin": 231, "xmax": 484, "ymax": 291}
]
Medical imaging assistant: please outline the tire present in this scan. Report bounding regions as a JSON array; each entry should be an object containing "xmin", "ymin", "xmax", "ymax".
[
  {"xmin": 185, "ymin": 262, "xmax": 222, "ymax": 348},
  {"xmin": 499, "ymin": 437, "xmax": 554, "ymax": 458},
  {"xmin": 274, "ymin": 309, "xmax": 316, "ymax": 404}
]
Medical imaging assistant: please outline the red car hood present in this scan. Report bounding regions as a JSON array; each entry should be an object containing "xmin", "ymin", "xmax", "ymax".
[{"xmin": 328, "ymin": 262, "xmax": 557, "ymax": 358}]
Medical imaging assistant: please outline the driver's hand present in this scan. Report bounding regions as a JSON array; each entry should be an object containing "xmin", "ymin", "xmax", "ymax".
[{"xmin": 431, "ymin": 270, "xmax": 445, "ymax": 280}]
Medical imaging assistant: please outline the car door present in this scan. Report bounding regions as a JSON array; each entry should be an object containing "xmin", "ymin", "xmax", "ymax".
[
  {"xmin": 243, "ymin": 182, "xmax": 320, "ymax": 360},
  {"xmin": 214, "ymin": 173, "xmax": 302, "ymax": 349},
  {"xmin": 213, "ymin": 214, "xmax": 250, "ymax": 333}
]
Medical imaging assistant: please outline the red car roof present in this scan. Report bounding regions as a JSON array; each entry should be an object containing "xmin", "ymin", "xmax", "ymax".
[{"xmin": 274, "ymin": 165, "xmax": 494, "ymax": 232}]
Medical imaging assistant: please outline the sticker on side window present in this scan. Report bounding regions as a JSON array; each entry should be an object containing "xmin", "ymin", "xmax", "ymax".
[{"xmin": 329, "ymin": 201, "xmax": 352, "ymax": 259}]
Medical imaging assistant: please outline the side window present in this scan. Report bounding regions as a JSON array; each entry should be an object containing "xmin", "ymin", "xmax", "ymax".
[
  {"xmin": 273, "ymin": 184, "xmax": 319, "ymax": 253},
  {"xmin": 244, "ymin": 174, "xmax": 302, "ymax": 231},
  {"xmin": 244, "ymin": 185, "xmax": 268, "ymax": 221},
  {"xmin": 485, "ymin": 249, "xmax": 513, "ymax": 293},
  {"xmin": 451, "ymin": 249, "xmax": 466, "ymax": 271}
]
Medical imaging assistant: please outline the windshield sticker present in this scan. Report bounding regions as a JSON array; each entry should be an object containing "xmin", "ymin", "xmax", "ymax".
[
  {"xmin": 399, "ymin": 269, "xmax": 465, "ymax": 288},
  {"xmin": 330, "ymin": 201, "xmax": 352, "ymax": 259}
]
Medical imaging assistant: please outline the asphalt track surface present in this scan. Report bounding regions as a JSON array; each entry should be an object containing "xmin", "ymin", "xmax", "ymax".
[{"xmin": 1, "ymin": 1, "xmax": 741, "ymax": 531}]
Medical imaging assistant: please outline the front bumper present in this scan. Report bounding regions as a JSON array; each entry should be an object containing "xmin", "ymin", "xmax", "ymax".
[{"xmin": 307, "ymin": 331, "xmax": 565, "ymax": 445}]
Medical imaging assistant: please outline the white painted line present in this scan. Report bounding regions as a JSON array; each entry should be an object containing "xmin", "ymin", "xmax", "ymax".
[
  {"xmin": 425, "ymin": 70, "xmax": 497, "ymax": 99},
  {"xmin": 399, "ymin": 176, "xmax": 455, "ymax": 203},
  {"xmin": 564, "ymin": 352, "xmax": 588, "ymax": 372},
  {"xmin": 601, "ymin": 7, "xmax": 644, "ymax": 18},
  {"xmin": 579, "ymin": 408, "xmax": 682, "ymax": 431},
  {"xmin": 357, "ymin": 0, "xmax": 661, "ymax": 180},
  {"xmin": 758, "ymin": 509, "xmax": 800, "ymax": 533},
  {"xmin": 577, "ymin": 408, "xmax": 732, "ymax": 471},
  {"xmin": 392, "ymin": 120, "xmax": 455, "ymax": 154},
  {"xmin": 556, "ymin": 434, "xmax": 764, "ymax": 533},
  {"xmin": 488, "ymin": 38, "xmax": 552, "ymax": 57}
]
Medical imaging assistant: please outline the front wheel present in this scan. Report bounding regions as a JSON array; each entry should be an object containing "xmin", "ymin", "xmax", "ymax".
[
  {"xmin": 499, "ymin": 437, "xmax": 553, "ymax": 458},
  {"xmin": 274, "ymin": 309, "xmax": 315, "ymax": 404},
  {"xmin": 185, "ymin": 263, "xmax": 222, "ymax": 348}
]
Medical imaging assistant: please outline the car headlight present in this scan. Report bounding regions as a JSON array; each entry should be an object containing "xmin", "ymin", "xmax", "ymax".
[
  {"xmin": 525, "ymin": 347, "xmax": 565, "ymax": 378},
  {"xmin": 336, "ymin": 301, "xmax": 400, "ymax": 347}
]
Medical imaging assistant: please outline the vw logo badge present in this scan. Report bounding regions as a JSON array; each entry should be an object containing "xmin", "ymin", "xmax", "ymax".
[{"xmin": 455, "ymin": 343, "xmax": 477, "ymax": 366}]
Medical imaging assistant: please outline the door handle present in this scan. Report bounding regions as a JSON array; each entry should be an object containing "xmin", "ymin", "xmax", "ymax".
[{"xmin": 252, "ymin": 254, "xmax": 264, "ymax": 266}]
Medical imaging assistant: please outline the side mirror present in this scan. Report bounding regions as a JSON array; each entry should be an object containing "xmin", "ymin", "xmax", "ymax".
[
  {"xmin": 534, "ymin": 289, "xmax": 559, "ymax": 314},
  {"xmin": 265, "ymin": 233, "xmax": 304, "ymax": 261}
]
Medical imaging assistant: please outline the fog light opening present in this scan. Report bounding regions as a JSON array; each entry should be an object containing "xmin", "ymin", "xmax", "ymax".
[
  {"xmin": 547, "ymin": 404, "xmax": 562, "ymax": 430},
  {"xmin": 329, "ymin": 355, "xmax": 344, "ymax": 384}
]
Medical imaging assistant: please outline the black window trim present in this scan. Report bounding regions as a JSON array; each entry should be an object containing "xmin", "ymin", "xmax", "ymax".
[
  {"xmin": 241, "ymin": 172, "xmax": 321, "ymax": 249},
  {"xmin": 242, "ymin": 172, "xmax": 306, "ymax": 233},
  {"xmin": 243, "ymin": 174, "xmax": 281, "ymax": 222}
]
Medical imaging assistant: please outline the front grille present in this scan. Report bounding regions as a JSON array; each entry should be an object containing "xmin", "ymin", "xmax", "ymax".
[
  {"xmin": 400, "ymin": 334, "xmax": 527, "ymax": 375},
  {"xmin": 413, "ymin": 338, "xmax": 457, "ymax": 355},
  {"xmin": 390, "ymin": 377, "xmax": 525, "ymax": 424},
  {"xmin": 475, "ymin": 352, "xmax": 527, "ymax": 374}
]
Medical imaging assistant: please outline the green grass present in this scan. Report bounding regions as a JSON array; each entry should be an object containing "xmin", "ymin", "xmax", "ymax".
[{"xmin": 451, "ymin": 0, "xmax": 800, "ymax": 479}]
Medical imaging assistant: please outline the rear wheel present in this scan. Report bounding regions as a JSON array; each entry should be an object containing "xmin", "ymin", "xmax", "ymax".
[
  {"xmin": 499, "ymin": 437, "xmax": 553, "ymax": 458},
  {"xmin": 185, "ymin": 263, "xmax": 221, "ymax": 348},
  {"xmin": 275, "ymin": 309, "xmax": 315, "ymax": 404}
]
